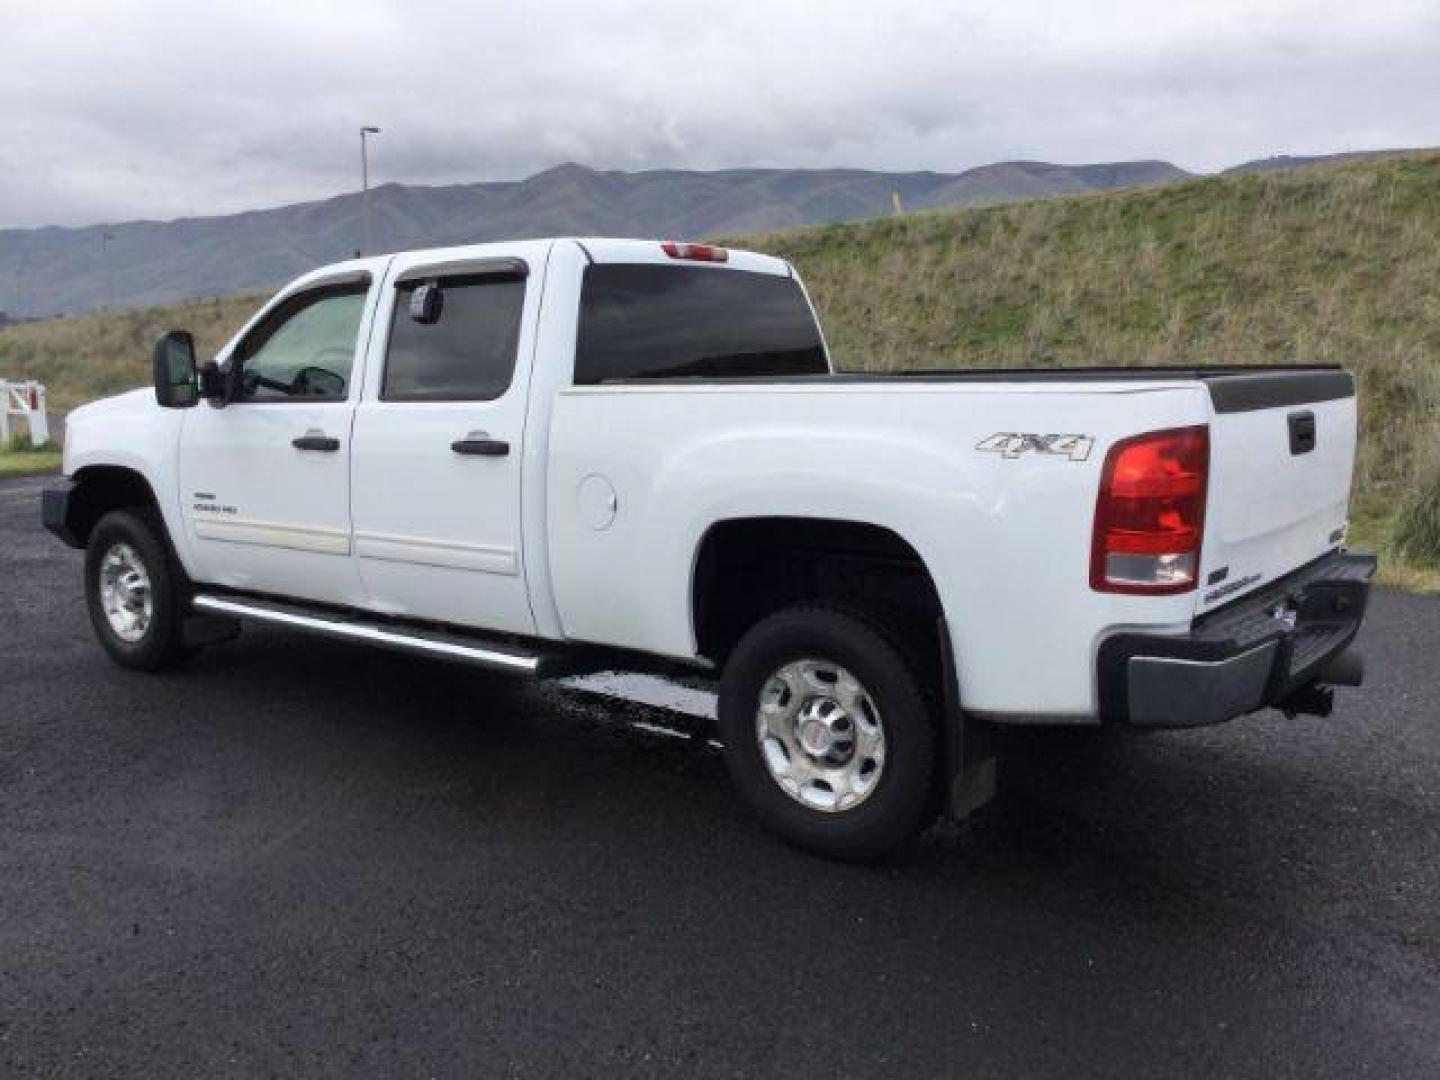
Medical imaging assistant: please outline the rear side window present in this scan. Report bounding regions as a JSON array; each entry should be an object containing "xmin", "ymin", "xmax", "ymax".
[
  {"xmin": 575, "ymin": 265, "xmax": 828, "ymax": 383},
  {"xmin": 384, "ymin": 273, "xmax": 526, "ymax": 401}
]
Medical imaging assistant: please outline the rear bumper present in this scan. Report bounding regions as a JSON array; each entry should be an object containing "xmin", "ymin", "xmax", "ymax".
[{"xmin": 1097, "ymin": 550, "xmax": 1376, "ymax": 728}]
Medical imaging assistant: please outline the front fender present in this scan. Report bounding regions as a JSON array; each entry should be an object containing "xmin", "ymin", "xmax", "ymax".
[{"xmin": 62, "ymin": 391, "xmax": 192, "ymax": 572}]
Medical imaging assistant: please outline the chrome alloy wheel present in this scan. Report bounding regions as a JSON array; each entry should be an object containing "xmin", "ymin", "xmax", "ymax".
[
  {"xmin": 98, "ymin": 542, "xmax": 154, "ymax": 643},
  {"xmin": 755, "ymin": 659, "xmax": 886, "ymax": 812}
]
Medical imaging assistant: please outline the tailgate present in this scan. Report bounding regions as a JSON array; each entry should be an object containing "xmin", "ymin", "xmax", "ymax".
[{"xmin": 1198, "ymin": 370, "xmax": 1357, "ymax": 612}]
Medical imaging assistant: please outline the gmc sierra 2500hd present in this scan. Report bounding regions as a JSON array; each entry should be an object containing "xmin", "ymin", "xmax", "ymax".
[{"xmin": 44, "ymin": 238, "xmax": 1374, "ymax": 859}]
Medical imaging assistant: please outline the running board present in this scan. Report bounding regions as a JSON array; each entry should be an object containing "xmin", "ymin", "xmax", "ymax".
[{"xmin": 192, "ymin": 594, "xmax": 553, "ymax": 677}]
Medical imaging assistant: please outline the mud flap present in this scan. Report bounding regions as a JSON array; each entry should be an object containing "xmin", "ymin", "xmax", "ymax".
[{"xmin": 938, "ymin": 618, "xmax": 997, "ymax": 820}]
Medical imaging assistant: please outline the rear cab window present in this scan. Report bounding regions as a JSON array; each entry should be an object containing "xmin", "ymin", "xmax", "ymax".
[{"xmin": 575, "ymin": 264, "xmax": 828, "ymax": 383}]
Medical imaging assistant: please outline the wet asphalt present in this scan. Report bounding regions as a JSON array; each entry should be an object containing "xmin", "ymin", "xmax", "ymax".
[{"xmin": 0, "ymin": 475, "xmax": 1436, "ymax": 1078}]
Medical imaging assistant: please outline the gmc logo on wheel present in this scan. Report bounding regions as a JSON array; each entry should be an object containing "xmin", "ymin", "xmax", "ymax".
[{"xmin": 976, "ymin": 432, "xmax": 1096, "ymax": 462}]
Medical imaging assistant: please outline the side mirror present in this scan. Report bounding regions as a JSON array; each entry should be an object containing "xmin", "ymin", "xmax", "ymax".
[
  {"xmin": 409, "ymin": 283, "xmax": 444, "ymax": 324},
  {"xmin": 152, "ymin": 330, "xmax": 198, "ymax": 409}
]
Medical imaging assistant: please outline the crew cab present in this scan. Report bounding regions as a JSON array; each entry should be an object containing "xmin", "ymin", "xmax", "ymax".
[{"xmin": 43, "ymin": 237, "xmax": 1375, "ymax": 859}]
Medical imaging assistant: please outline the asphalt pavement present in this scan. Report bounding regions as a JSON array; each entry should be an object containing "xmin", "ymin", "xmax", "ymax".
[{"xmin": 1, "ymin": 475, "xmax": 1436, "ymax": 1078}]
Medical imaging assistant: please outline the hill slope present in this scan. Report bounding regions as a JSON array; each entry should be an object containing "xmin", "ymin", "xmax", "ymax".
[
  {"xmin": 0, "ymin": 160, "xmax": 1189, "ymax": 319},
  {"xmin": 1224, "ymin": 149, "xmax": 1429, "ymax": 174},
  {"xmin": 3, "ymin": 153, "xmax": 1438, "ymax": 573},
  {"xmin": 736, "ymin": 153, "xmax": 1440, "ymax": 540}
]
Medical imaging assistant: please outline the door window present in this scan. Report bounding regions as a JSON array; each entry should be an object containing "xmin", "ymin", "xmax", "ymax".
[
  {"xmin": 383, "ymin": 273, "xmax": 527, "ymax": 402},
  {"xmin": 234, "ymin": 283, "xmax": 369, "ymax": 401}
]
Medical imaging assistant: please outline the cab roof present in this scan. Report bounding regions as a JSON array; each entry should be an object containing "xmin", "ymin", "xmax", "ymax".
[{"xmin": 302, "ymin": 238, "xmax": 793, "ymax": 287}]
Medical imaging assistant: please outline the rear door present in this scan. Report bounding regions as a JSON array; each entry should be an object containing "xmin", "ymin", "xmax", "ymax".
[
  {"xmin": 348, "ymin": 247, "xmax": 546, "ymax": 633},
  {"xmin": 1199, "ymin": 370, "xmax": 1358, "ymax": 610}
]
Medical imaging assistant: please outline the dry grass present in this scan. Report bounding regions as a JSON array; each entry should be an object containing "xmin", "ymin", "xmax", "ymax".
[
  {"xmin": 1386, "ymin": 442, "xmax": 1440, "ymax": 574},
  {"xmin": 4, "ymin": 153, "xmax": 1439, "ymax": 574},
  {"xmin": 734, "ymin": 152, "xmax": 1440, "ymax": 572},
  {"xmin": 1350, "ymin": 516, "xmax": 1440, "ymax": 594},
  {"xmin": 0, "ymin": 293, "xmax": 265, "ymax": 411}
]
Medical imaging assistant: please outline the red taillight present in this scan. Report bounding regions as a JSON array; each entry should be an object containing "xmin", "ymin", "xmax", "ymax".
[
  {"xmin": 27, "ymin": 385, "xmax": 39, "ymax": 411},
  {"xmin": 1091, "ymin": 425, "xmax": 1209, "ymax": 595},
  {"xmin": 661, "ymin": 241, "xmax": 728, "ymax": 263}
]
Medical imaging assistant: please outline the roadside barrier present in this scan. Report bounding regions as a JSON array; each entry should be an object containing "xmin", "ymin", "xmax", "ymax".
[{"xmin": 1, "ymin": 380, "xmax": 50, "ymax": 447}]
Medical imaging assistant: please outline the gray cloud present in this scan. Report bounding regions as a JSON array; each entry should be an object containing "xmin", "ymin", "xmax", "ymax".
[{"xmin": 1, "ymin": 0, "xmax": 1437, "ymax": 228}]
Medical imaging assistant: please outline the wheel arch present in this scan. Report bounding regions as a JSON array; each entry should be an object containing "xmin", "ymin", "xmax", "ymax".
[
  {"xmin": 63, "ymin": 464, "xmax": 165, "ymax": 545},
  {"xmin": 690, "ymin": 515, "xmax": 946, "ymax": 670}
]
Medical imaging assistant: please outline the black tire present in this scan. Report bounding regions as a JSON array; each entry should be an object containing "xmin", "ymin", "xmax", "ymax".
[
  {"xmin": 84, "ymin": 508, "xmax": 191, "ymax": 672},
  {"xmin": 717, "ymin": 605, "xmax": 939, "ymax": 860}
]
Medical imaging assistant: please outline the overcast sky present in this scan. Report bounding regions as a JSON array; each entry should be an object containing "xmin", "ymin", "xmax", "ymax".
[{"xmin": 1, "ymin": 0, "xmax": 1437, "ymax": 229}]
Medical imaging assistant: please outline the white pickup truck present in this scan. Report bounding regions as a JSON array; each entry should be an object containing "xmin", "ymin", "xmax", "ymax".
[{"xmin": 44, "ymin": 237, "xmax": 1374, "ymax": 858}]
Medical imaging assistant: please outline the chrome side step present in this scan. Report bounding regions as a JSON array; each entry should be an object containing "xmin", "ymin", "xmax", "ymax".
[{"xmin": 192, "ymin": 594, "xmax": 545, "ymax": 676}]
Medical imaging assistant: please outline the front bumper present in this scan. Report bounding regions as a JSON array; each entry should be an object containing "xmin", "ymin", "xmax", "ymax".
[
  {"xmin": 1098, "ymin": 550, "xmax": 1376, "ymax": 728},
  {"xmin": 41, "ymin": 478, "xmax": 84, "ymax": 548}
]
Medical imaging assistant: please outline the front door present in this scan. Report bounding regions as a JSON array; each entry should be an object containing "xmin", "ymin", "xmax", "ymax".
[
  {"xmin": 178, "ymin": 275, "xmax": 375, "ymax": 606},
  {"xmin": 349, "ymin": 254, "xmax": 538, "ymax": 634}
]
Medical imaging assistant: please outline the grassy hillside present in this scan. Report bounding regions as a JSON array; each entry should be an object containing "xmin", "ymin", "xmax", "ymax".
[
  {"xmin": 3, "ymin": 153, "xmax": 1438, "ymax": 579},
  {"xmin": 736, "ymin": 152, "xmax": 1440, "ymax": 578},
  {"xmin": 0, "ymin": 293, "xmax": 265, "ymax": 409}
]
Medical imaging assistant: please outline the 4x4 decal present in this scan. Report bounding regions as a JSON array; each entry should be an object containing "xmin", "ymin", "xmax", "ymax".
[{"xmin": 976, "ymin": 432, "xmax": 1095, "ymax": 462}]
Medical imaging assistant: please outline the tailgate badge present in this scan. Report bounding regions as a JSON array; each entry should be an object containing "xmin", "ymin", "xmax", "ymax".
[{"xmin": 1203, "ymin": 571, "xmax": 1263, "ymax": 604}]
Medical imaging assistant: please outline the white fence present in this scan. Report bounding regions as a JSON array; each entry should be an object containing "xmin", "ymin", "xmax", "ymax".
[{"xmin": 1, "ymin": 380, "xmax": 50, "ymax": 447}]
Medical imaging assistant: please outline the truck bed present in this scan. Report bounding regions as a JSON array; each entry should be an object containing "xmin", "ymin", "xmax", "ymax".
[{"xmin": 552, "ymin": 362, "xmax": 1357, "ymax": 718}]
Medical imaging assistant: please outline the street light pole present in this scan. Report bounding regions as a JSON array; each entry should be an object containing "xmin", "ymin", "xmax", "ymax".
[
  {"xmin": 360, "ymin": 125, "xmax": 381, "ymax": 255},
  {"xmin": 13, "ymin": 251, "xmax": 26, "ymax": 317},
  {"xmin": 100, "ymin": 231, "xmax": 115, "ymax": 311}
]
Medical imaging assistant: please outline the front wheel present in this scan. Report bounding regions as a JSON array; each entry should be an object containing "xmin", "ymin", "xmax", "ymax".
[
  {"xmin": 717, "ymin": 606, "xmax": 939, "ymax": 860},
  {"xmin": 85, "ymin": 509, "xmax": 190, "ymax": 671}
]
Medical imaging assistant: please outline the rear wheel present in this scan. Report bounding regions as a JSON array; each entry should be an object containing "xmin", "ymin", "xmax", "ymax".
[
  {"xmin": 717, "ymin": 605, "xmax": 939, "ymax": 860},
  {"xmin": 85, "ymin": 509, "xmax": 190, "ymax": 671}
]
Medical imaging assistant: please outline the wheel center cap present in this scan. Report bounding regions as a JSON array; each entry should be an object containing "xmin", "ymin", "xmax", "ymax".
[
  {"xmin": 796, "ymin": 698, "xmax": 852, "ymax": 760},
  {"xmin": 799, "ymin": 717, "xmax": 833, "ymax": 755}
]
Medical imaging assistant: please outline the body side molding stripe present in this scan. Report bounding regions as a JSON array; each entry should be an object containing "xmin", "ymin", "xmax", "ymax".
[
  {"xmin": 352, "ymin": 531, "xmax": 519, "ymax": 575},
  {"xmin": 192, "ymin": 515, "xmax": 351, "ymax": 555}
]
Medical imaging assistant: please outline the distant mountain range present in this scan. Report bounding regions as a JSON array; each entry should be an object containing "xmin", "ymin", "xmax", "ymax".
[{"xmin": 0, "ymin": 150, "xmax": 1423, "ymax": 319}]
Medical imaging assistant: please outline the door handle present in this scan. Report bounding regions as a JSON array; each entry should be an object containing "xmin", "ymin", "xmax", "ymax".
[
  {"xmin": 451, "ymin": 435, "xmax": 510, "ymax": 457},
  {"xmin": 292, "ymin": 432, "xmax": 340, "ymax": 452},
  {"xmin": 1288, "ymin": 411, "xmax": 1316, "ymax": 455}
]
